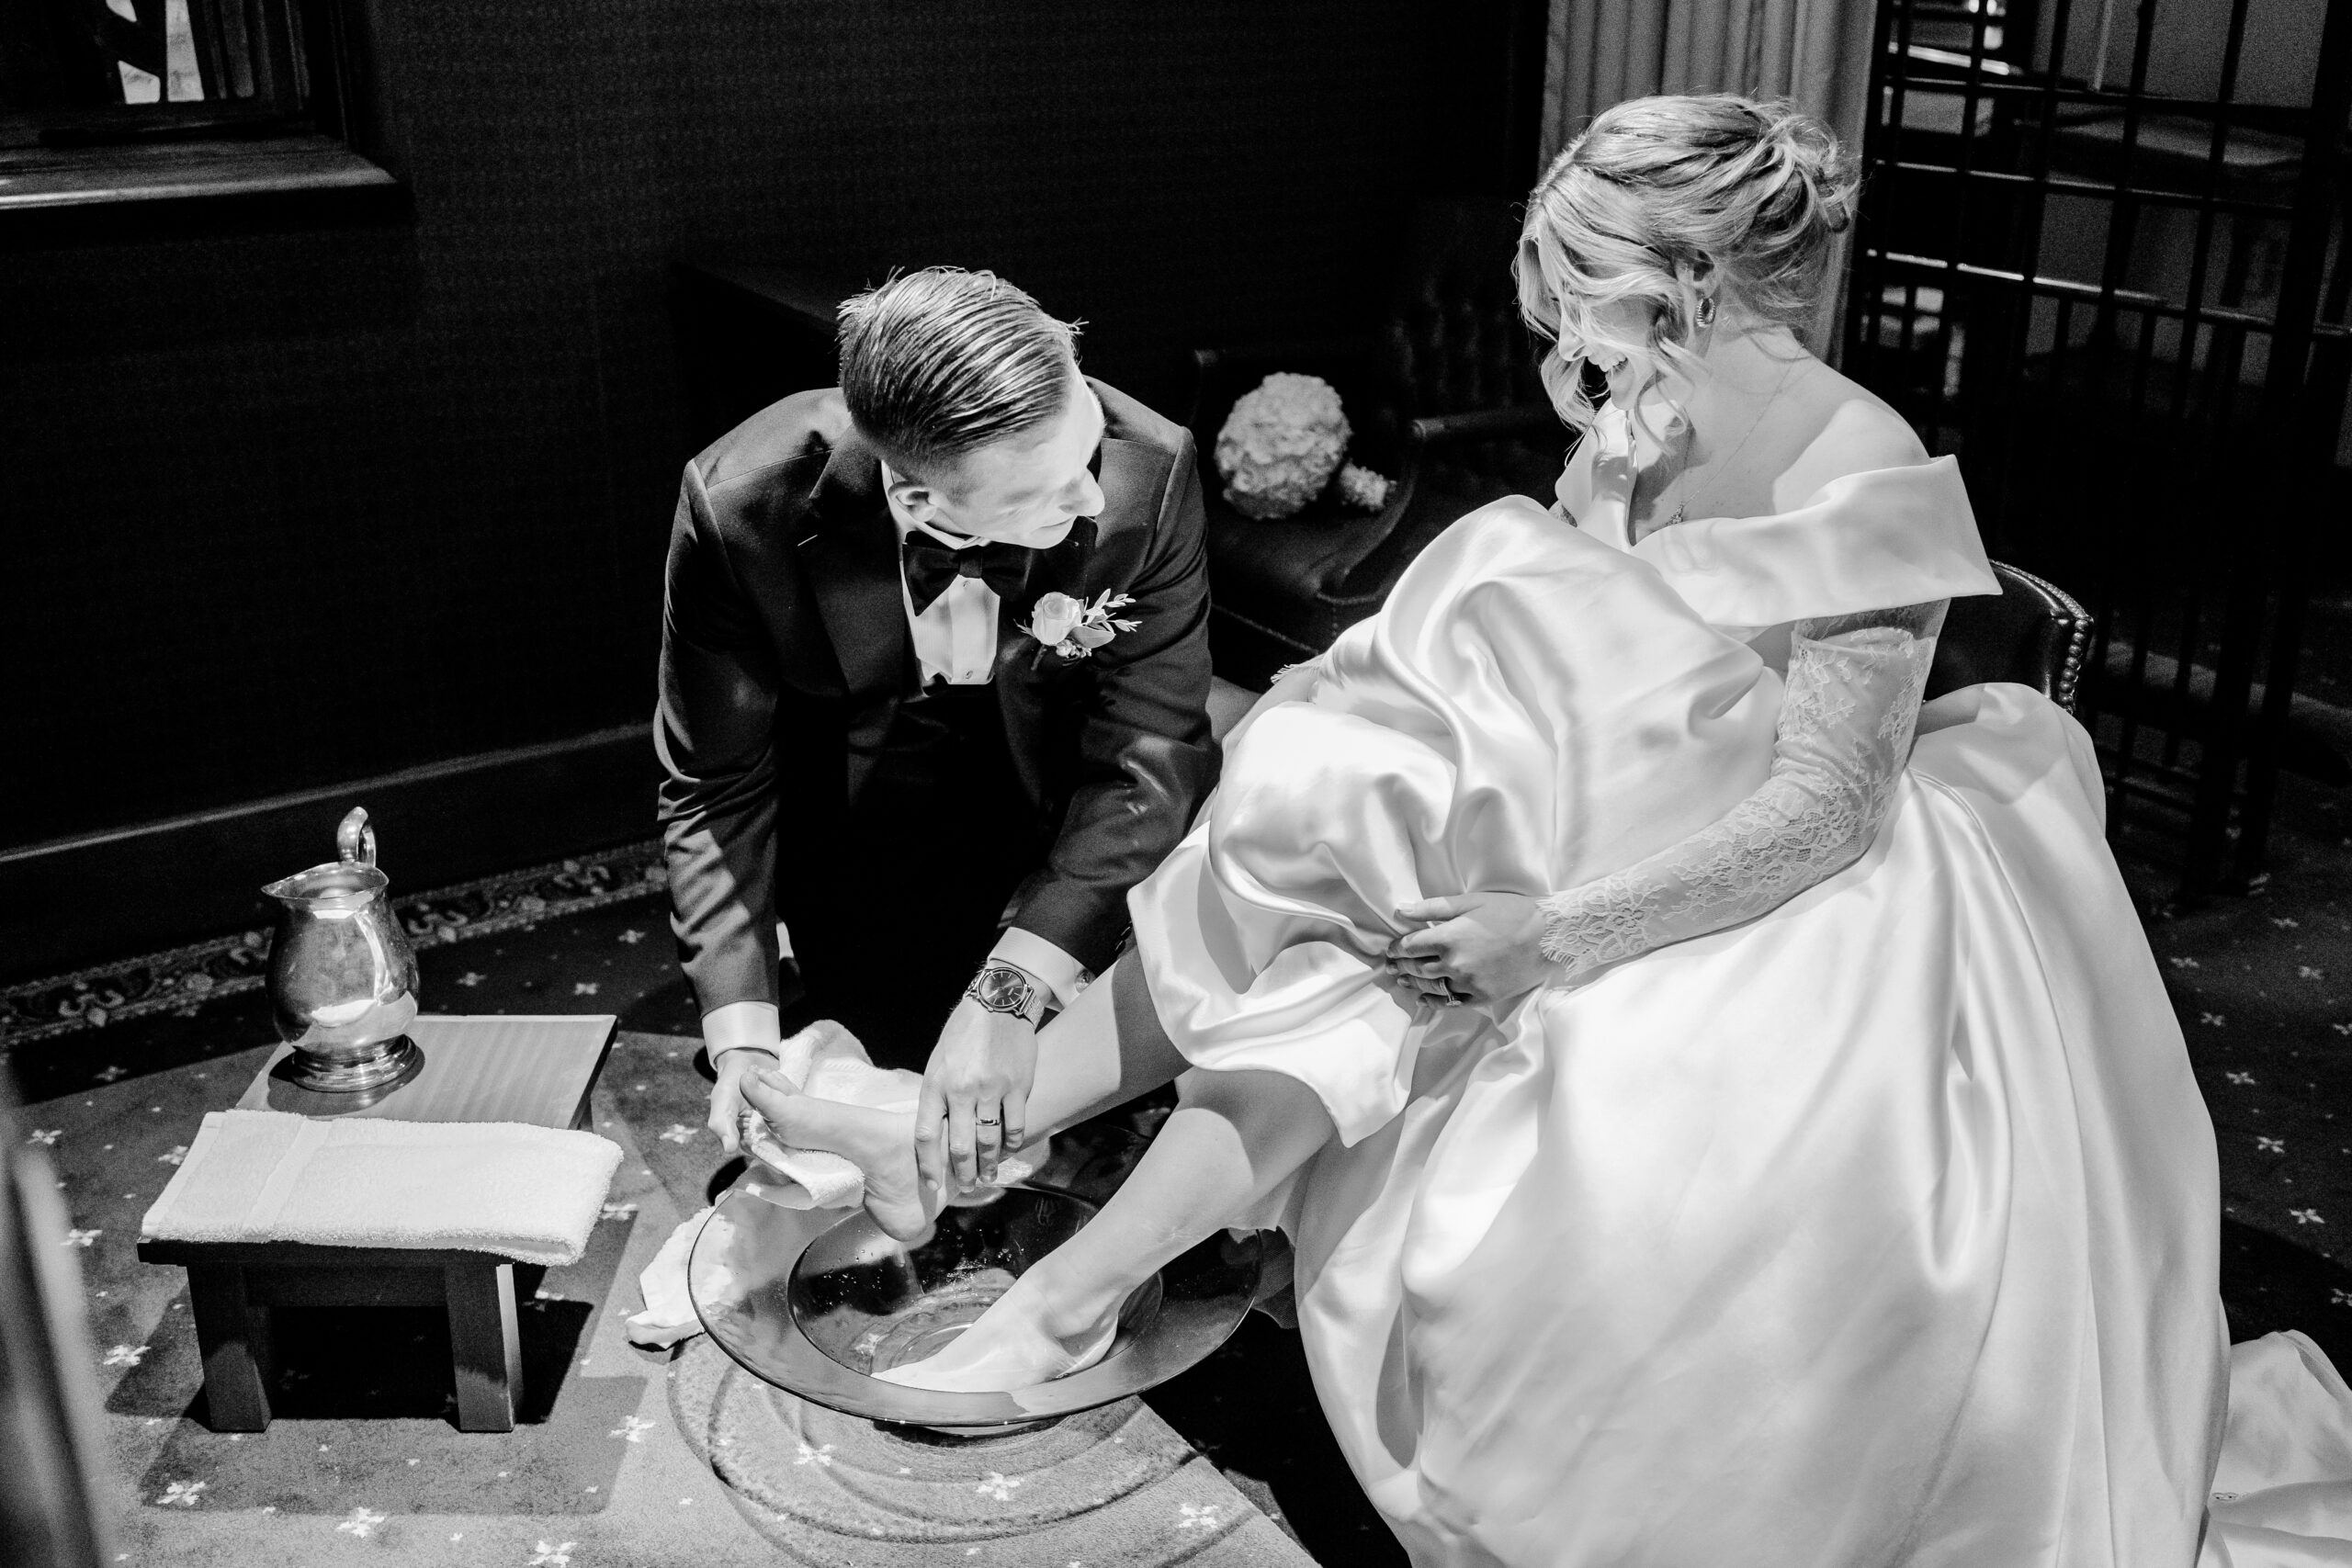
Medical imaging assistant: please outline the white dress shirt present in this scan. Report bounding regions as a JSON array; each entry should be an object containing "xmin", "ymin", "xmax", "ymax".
[
  {"xmin": 875, "ymin": 467, "xmax": 1088, "ymax": 1006},
  {"xmin": 698, "ymin": 471, "xmax": 1090, "ymax": 1061},
  {"xmin": 885, "ymin": 471, "xmax": 1010, "ymax": 687}
]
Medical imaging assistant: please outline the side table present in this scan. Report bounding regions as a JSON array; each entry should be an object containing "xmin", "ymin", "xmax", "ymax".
[{"xmin": 139, "ymin": 1014, "xmax": 617, "ymax": 1433}]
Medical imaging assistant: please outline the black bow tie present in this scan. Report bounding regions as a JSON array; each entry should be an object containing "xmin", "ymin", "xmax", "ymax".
[{"xmin": 900, "ymin": 531, "xmax": 1035, "ymax": 615}]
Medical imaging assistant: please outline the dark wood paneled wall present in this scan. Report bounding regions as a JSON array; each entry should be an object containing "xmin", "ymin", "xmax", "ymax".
[{"xmin": 0, "ymin": 1, "xmax": 1534, "ymax": 932}]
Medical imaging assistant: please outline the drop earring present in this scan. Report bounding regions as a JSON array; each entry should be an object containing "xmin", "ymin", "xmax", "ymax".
[{"xmin": 1695, "ymin": 295, "xmax": 1717, "ymax": 330}]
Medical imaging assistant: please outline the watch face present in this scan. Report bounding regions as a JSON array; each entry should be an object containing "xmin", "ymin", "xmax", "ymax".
[{"xmin": 974, "ymin": 967, "xmax": 1033, "ymax": 1010}]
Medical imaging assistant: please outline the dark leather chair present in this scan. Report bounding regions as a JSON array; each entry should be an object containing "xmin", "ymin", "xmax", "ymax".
[
  {"xmin": 1928, "ymin": 559, "xmax": 2094, "ymax": 712},
  {"xmin": 1188, "ymin": 341, "xmax": 1566, "ymax": 687},
  {"xmin": 1189, "ymin": 203, "xmax": 1569, "ymax": 688},
  {"xmin": 1193, "ymin": 331, "xmax": 2095, "ymax": 706},
  {"xmin": 1200, "ymin": 393, "xmax": 2096, "ymax": 708},
  {"xmin": 0, "ymin": 1075, "xmax": 111, "ymax": 1568}
]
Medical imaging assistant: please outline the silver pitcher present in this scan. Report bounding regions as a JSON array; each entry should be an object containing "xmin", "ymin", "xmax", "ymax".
[{"xmin": 261, "ymin": 807, "xmax": 423, "ymax": 1093}]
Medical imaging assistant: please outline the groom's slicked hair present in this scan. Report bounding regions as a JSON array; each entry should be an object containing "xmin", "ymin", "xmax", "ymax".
[{"xmin": 837, "ymin": 268, "xmax": 1083, "ymax": 473}]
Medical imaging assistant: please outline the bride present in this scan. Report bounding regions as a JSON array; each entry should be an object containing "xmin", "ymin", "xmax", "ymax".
[{"xmin": 742, "ymin": 96, "xmax": 2339, "ymax": 1566}]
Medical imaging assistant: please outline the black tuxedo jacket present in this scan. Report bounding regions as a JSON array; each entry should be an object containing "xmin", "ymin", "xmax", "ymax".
[{"xmin": 656, "ymin": 378, "xmax": 1219, "ymax": 1017}]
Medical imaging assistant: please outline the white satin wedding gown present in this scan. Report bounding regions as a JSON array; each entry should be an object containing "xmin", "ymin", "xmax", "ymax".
[{"xmin": 1123, "ymin": 407, "xmax": 2352, "ymax": 1565}]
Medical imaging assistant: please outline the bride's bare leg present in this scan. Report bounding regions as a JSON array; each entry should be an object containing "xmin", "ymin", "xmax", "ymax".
[
  {"xmin": 741, "ymin": 956, "xmax": 1190, "ymax": 1242},
  {"xmin": 741, "ymin": 960, "xmax": 1338, "ymax": 1391},
  {"xmin": 875, "ymin": 1064, "xmax": 1335, "ymax": 1392}
]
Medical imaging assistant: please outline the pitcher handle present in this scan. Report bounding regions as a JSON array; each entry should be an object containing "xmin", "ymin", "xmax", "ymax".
[{"xmin": 335, "ymin": 806, "xmax": 378, "ymax": 867}]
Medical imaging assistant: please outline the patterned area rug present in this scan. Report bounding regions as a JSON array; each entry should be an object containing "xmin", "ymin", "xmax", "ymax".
[
  {"xmin": 0, "ymin": 843, "xmax": 671, "ymax": 1047},
  {"xmin": 2117, "ymin": 769, "xmax": 2352, "ymax": 1373},
  {"xmin": 39, "ymin": 1028, "xmax": 757, "ymax": 1568},
  {"xmin": 16, "ymin": 781, "xmax": 2352, "ymax": 1566},
  {"xmin": 6, "ymin": 874, "xmax": 1393, "ymax": 1568},
  {"xmin": 2128, "ymin": 778, "xmax": 2352, "ymax": 1259}
]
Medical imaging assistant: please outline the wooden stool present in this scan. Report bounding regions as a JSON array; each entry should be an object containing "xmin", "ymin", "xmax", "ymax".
[{"xmin": 138, "ymin": 1014, "xmax": 616, "ymax": 1433}]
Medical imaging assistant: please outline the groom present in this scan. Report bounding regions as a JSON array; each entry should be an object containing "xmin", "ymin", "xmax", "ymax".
[{"xmin": 657, "ymin": 267, "xmax": 1218, "ymax": 1180}]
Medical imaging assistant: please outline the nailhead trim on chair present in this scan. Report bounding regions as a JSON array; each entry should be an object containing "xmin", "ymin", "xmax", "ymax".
[{"xmin": 1990, "ymin": 559, "xmax": 2095, "ymax": 714}]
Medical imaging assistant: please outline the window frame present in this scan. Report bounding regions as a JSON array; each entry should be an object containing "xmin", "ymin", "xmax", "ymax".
[{"xmin": 0, "ymin": 0, "xmax": 398, "ymax": 221}]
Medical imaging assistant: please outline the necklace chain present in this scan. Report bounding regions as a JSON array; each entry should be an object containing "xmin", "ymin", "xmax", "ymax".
[{"xmin": 1653, "ymin": 360, "xmax": 1801, "ymax": 530}]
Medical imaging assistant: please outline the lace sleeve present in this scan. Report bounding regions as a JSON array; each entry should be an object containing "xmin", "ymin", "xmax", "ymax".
[{"xmin": 1537, "ymin": 601, "xmax": 1947, "ymax": 976}]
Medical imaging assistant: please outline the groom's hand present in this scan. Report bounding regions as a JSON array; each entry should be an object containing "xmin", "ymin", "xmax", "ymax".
[
  {"xmin": 918, "ymin": 964, "xmax": 1045, "ymax": 1194},
  {"xmin": 706, "ymin": 1046, "xmax": 778, "ymax": 1154},
  {"xmin": 1386, "ymin": 892, "xmax": 1556, "ymax": 1007}
]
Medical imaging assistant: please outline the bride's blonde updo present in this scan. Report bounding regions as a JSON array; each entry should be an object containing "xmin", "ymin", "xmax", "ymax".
[{"xmin": 1516, "ymin": 94, "xmax": 1860, "ymax": 437}]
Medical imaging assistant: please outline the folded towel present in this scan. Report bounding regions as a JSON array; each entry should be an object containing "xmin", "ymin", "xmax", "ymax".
[{"xmin": 141, "ymin": 1109, "xmax": 622, "ymax": 1268}]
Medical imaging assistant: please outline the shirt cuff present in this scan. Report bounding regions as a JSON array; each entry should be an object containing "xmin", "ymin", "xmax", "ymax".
[
  {"xmin": 988, "ymin": 929, "xmax": 1091, "ymax": 1010},
  {"xmin": 703, "ymin": 999, "xmax": 783, "ymax": 1061}
]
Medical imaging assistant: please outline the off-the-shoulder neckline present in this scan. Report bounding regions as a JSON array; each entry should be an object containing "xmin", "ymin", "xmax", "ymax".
[{"xmin": 1577, "ymin": 401, "xmax": 1959, "ymax": 547}]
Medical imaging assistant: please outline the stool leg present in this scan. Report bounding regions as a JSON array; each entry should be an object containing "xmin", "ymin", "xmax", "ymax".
[
  {"xmin": 187, "ymin": 1265, "xmax": 272, "ymax": 1432},
  {"xmin": 445, "ymin": 1262, "xmax": 521, "ymax": 1432}
]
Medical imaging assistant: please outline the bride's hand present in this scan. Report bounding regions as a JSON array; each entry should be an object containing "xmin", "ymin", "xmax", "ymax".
[{"xmin": 1386, "ymin": 893, "xmax": 1557, "ymax": 1007}]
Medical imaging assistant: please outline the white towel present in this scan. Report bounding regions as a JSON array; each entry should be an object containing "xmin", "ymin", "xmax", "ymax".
[
  {"xmin": 627, "ymin": 1020, "xmax": 1047, "ymax": 1346},
  {"xmin": 626, "ymin": 1204, "xmax": 716, "ymax": 1348},
  {"xmin": 141, "ymin": 1109, "xmax": 621, "ymax": 1268},
  {"xmin": 737, "ymin": 1020, "xmax": 922, "ymax": 1210},
  {"xmin": 738, "ymin": 1021, "xmax": 1049, "ymax": 1208}
]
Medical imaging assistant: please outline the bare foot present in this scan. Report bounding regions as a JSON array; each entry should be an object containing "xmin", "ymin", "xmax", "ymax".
[
  {"xmin": 874, "ymin": 1269, "xmax": 1120, "ymax": 1393},
  {"xmin": 739, "ymin": 1072, "xmax": 935, "ymax": 1242}
]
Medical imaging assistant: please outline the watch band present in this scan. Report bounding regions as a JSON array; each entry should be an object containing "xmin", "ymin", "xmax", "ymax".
[{"xmin": 966, "ymin": 962, "xmax": 1040, "ymax": 1020}]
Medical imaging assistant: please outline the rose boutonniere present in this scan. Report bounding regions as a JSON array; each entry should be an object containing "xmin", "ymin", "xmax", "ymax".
[{"xmin": 1023, "ymin": 590, "xmax": 1140, "ymax": 660}]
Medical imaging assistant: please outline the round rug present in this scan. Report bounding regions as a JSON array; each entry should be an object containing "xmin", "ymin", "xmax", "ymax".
[{"xmin": 667, "ymin": 1336, "xmax": 1306, "ymax": 1566}]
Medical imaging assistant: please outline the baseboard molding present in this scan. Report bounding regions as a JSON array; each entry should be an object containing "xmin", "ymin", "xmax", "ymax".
[{"xmin": 2, "ymin": 724, "xmax": 661, "ymax": 985}]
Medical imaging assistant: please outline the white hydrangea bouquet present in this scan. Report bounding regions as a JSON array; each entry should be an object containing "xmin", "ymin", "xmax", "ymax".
[{"xmin": 1214, "ymin": 373, "xmax": 1356, "ymax": 521}]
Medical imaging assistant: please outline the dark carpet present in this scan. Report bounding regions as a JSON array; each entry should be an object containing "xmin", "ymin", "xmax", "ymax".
[
  {"xmin": 2116, "ymin": 768, "xmax": 2352, "ymax": 1379},
  {"xmin": 5, "ymin": 862, "xmax": 1396, "ymax": 1566},
  {"xmin": 13, "ymin": 777, "xmax": 2352, "ymax": 1565}
]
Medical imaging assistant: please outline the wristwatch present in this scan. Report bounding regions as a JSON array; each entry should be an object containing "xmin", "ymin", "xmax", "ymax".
[{"xmin": 966, "ymin": 962, "xmax": 1041, "ymax": 1021}]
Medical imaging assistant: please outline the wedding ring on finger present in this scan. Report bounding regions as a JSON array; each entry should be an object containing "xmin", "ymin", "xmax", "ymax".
[{"xmin": 1416, "ymin": 976, "xmax": 1464, "ymax": 1007}]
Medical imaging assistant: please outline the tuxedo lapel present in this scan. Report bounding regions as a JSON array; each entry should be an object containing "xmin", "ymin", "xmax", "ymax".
[
  {"xmin": 1045, "ymin": 512, "xmax": 1100, "ymax": 599},
  {"xmin": 994, "ymin": 433, "xmax": 1148, "ymax": 679},
  {"xmin": 996, "ymin": 513, "xmax": 1097, "ymax": 804},
  {"xmin": 995, "ymin": 514, "xmax": 1098, "ymax": 672},
  {"xmin": 800, "ymin": 429, "xmax": 914, "ymax": 797}
]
